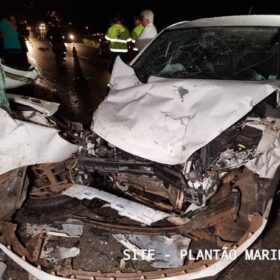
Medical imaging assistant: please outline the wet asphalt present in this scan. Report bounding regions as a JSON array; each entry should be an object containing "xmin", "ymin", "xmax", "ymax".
[
  {"xmin": 4, "ymin": 37, "xmax": 280, "ymax": 280},
  {"xmin": 9, "ymin": 37, "xmax": 110, "ymax": 128}
]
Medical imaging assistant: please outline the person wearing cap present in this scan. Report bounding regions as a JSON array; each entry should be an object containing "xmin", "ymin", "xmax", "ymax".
[
  {"xmin": 135, "ymin": 10, "xmax": 157, "ymax": 52},
  {"xmin": 105, "ymin": 14, "xmax": 131, "ymax": 72}
]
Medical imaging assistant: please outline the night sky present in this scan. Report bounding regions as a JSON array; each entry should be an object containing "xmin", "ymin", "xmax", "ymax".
[{"xmin": 2, "ymin": 0, "xmax": 280, "ymax": 31}]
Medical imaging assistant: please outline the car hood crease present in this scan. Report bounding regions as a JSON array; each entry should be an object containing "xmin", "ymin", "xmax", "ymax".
[{"xmin": 92, "ymin": 71, "xmax": 279, "ymax": 165}]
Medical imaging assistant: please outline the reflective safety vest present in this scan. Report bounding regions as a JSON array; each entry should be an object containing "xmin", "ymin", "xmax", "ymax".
[
  {"xmin": 131, "ymin": 24, "xmax": 144, "ymax": 51},
  {"xmin": 131, "ymin": 24, "xmax": 144, "ymax": 43},
  {"xmin": 105, "ymin": 23, "xmax": 131, "ymax": 53}
]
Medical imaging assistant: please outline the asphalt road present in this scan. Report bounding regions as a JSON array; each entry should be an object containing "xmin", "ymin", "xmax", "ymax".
[
  {"xmin": 4, "ymin": 37, "xmax": 280, "ymax": 280},
  {"xmin": 9, "ymin": 37, "xmax": 110, "ymax": 128}
]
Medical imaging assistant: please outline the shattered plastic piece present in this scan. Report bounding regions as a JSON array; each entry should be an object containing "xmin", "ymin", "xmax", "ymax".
[
  {"xmin": 119, "ymin": 259, "xmax": 126, "ymax": 271},
  {"xmin": 0, "ymin": 108, "xmax": 78, "ymax": 175},
  {"xmin": 3, "ymin": 64, "xmax": 39, "ymax": 90},
  {"xmin": 246, "ymin": 131, "xmax": 280, "ymax": 178},
  {"xmin": 7, "ymin": 94, "xmax": 60, "ymax": 116},
  {"xmin": 40, "ymin": 247, "xmax": 80, "ymax": 262},
  {"xmin": 113, "ymin": 234, "xmax": 191, "ymax": 268},
  {"xmin": 25, "ymin": 224, "xmax": 83, "ymax": 238},
  {"xmin": 93, "ymin": 79, "xmax": 276, "ymax": 165},
  {"xmin": 214, "ymin": 149, "xmax": 255, "ymax": 170},
  {"xmin": 109, "ymin": 56, "xmax": 142, "ymax": 90},
  {"xmin": 61, "ymin": 224, "xmax": 84, "ymax": 237},
  {"xmin": 0, "ymin": 262, "xmax": 7, "ymax": 280},
  {"xmin": 20, "ymin": 111, "xmax": 57, "ymax": 127},
  {"xmin": 63, "ymin": 184, "xmax": 170, "ymax": 225}
]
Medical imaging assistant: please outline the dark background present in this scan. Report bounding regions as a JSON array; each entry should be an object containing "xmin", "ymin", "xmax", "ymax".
[{"xmin": 2, "ymin": 0, "xmax": 280, "ymax": 31}]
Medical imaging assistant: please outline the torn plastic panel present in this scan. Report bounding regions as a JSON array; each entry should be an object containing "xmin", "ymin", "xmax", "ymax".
[
  {"xmin": 63, "ymin": 184, "xmax": 170, "ymax": 225},
  {"xmin": 3, "ymin": 64, "xmax": 39, "ymax": 90},
  {"xmin": 108, "ymin": 56, "xmax": 142, "ymax": 91},
  {"xmin": 7, "ymin": 94, "xmax": 60, "ymax": 116},
  {"xmin": 0, "ymin": 108, "xmax": 78, "ymax": 175},
  {"xmin": 246, "ymin": 118, "xmax": 280, "ymax": 178}
]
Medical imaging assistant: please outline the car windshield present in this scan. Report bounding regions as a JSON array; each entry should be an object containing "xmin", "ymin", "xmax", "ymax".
[{"xmin": 133, "ymin": 26, "xmax": 280, "ymax": 82}]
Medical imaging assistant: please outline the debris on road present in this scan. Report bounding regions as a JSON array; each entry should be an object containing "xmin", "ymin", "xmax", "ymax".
[
  {"xmin": 25, "ymin": 223, "xmax": 84, "ymax": 238},
  {"xmin": 113, "ymin": 234, "xmax": 191, "ymax": 268},
  {"xmin": 40, "ymin": 246, "xmax": 80, "ymax": 262}
]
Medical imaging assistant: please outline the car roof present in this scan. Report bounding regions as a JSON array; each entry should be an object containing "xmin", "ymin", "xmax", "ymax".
[{"xmin": 168, "ymin": 15, "xmax": 280, "ymax": 29}]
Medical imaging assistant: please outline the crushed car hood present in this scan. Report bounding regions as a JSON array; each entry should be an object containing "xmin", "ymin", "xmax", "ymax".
[{"xmin": 92, "ymin": 62, "xmax": 278, "ymax": 165}]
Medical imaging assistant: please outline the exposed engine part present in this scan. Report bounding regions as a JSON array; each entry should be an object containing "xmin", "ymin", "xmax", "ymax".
[
  {"xmin": 181, "ymin": 123, "xmax": 263, "ymax": 205},
  {"xmin": 76, "ymin": 103, "xmax": 280, "ymax": 208},
  {"xmin": 76, "ymin": 123, "xmax": 262, "ymax": 207},
  {"xmin": 212, "ymin": 148, "xmax": 255, "ymax": 170}
]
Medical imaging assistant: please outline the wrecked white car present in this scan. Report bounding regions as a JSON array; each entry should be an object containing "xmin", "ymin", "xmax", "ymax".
[
  {"xmin": 1, "ymin": 15, "xmax": 280, "ymax": 280},
  {"xmin": 2, "ymin": 63, "xmax": 39, "ymax": 90}
]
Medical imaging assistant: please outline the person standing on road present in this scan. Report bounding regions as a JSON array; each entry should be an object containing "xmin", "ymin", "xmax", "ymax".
[
  {"xmin": 131, "ymin": 14, "xmax": 144, "ymax": 52},
  {"xmin": 0, "ymin": 15, "xmax": 23, "ymax": 68},
  {"xmin": 135, "ymin": 10, "xmax": 157, "ymax": 52},
  {"xmin": 46, "ymin": 21, "xmax": 67, "ymax": 67},
  {"xmin": 105, "ymin": 14, "xmax": 131, "ymax": 72},
  {"xmin": 8, "ymin": 16, "xmax": 30, "ymax": 68}
]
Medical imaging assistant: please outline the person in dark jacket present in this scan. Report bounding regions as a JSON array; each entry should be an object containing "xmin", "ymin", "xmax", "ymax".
[
  {"xmin": 46, "ymin": 21, "xmax": 67, "ymax": 66},
  {"xmin": 0, "ymin": 15, "xmax": 22, "ymax": 67},
  {"xmin": 10, "ymin": 16, "xmax": 31, "ymax": 68}
]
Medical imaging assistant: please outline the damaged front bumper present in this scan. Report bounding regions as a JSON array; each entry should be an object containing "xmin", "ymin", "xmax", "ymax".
[{"xmin": 0, "ymin": 198, "xmax": 273, "ymax": 280}]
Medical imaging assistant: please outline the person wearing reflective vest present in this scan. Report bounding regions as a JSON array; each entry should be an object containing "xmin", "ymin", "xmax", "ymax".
[
  {"xmin": 105, "ymin": 15, "xmax": 131, "ymax": 71},
  {"xmin": 131, "ymin": 15, "xmax": 144, "ymax": 52}
]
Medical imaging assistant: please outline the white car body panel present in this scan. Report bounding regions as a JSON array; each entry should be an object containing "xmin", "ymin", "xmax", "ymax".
[
  {"xmin": 0, "ymin": 108, "xmax": 77, "ymax": 175},
  {"xmin": 3, "ymin": 64, "xmax": 39, "ymax": 90},
  {"xmin": 170, "ymin": 15, "xmax": 280, "ymax": 29},
  {"xmin": 7, "ymin": 93, "xmax": 60, "ymax": 116}
]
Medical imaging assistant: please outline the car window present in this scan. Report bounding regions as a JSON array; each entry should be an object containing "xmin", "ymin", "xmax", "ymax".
[{"xmin": 133, "ymin": 27, "xmax": 280, "ymax": 82}]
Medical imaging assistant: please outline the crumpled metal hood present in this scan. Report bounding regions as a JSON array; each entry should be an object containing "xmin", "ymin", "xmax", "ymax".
[{"xmin": 92, "ymin": 61, "xmax": 277, "ymax": 165}]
